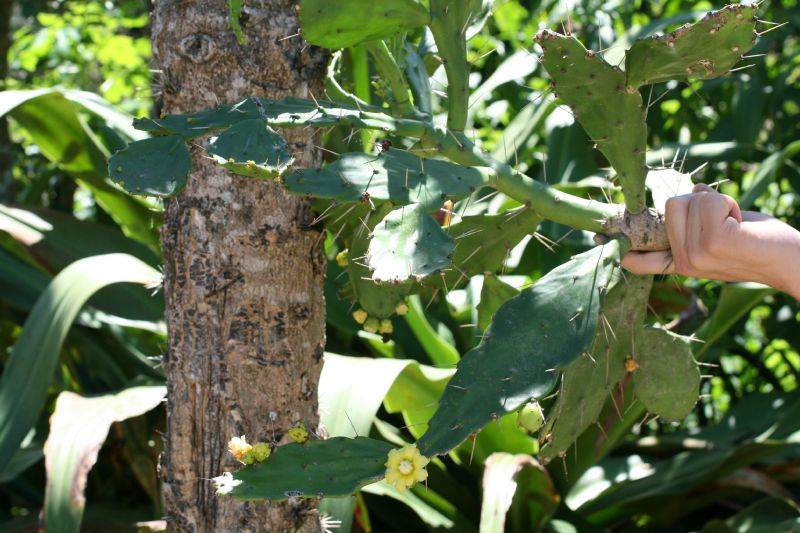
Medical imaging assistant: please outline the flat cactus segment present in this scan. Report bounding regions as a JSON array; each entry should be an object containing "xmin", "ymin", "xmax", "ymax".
[
  {"xmin": 625, "ymin": 4, "xmax": 757, "ymax": 88},
  {"xmin": 476, "ymin": 274, "xmax": 519, "ymax": 332},
  {"xmin": 225, "ymin": 437, "xmax": 394, "ymax": 501},
  {"xmin": 539, "ymin": 274, "xmax": 652, "ymax": 461},
  {"xmin": 133, "ymin": 98, "xmax": 261, "ymax": 138},
  {"xmin": 348, "ymin": 204, "xmax": 413, "ymax": 319},
  {"xmin": 285, "ymin": 150, "xmax": 492, "ymax": 210},
  {"xmin": 108, "ymin": 135, "xmax": 191, "ymax": 197},
  {"xmin": 367, "ymin": 204, "xmax": 454, "ymax": 283},
  {"xmin": 207, "ymin": 119, "xmax": 294, "ymax": 179},
  {"xmin": 417, "ymin": 241, "xmax": 622, "ymax": 457},
  {"xmin": 535, "ymin": 31, "xmax": 648, "ymax": 212},
  {"xmin": 633, "ymin": 329, "xmax": 700, "ymax": 422},
  {"xmin": 299, "ymin": 0, "xmax": 429, "ymax": 49},
  {"xmin": 439, "ymin": 208, "xmax": 542, "ymax": 288}
]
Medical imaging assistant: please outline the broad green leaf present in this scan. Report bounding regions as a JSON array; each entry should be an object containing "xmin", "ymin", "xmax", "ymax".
[
  {"xmin": 0, "ymin": 254, "xmax": 160, "ymax": 476},
  {"xmin": 299, "ymin": 0, "xmax": 430, "ymax": 49},
  {"xmin": 403, "ymin": 295, "xmax": 460, "ymax": 366},
  {"xmin": 477, "ymin": 275, "xmax": 519, "ymax": 331},
  {"xmin": 384, "ymin": 360, "xmax": 455, "ymax": 440},
  {"xmin": 43, "ymin": 386, "xmax": 166, "ymax": 533},
  {"xmin": 362, "ymin": 480, "xmax": 455, "ymax": 528},
  {"xmin": 739, "ymin": 140, "xmax": 800, "ymax": 210}
]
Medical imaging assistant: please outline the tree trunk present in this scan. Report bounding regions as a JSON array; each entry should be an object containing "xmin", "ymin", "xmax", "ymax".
[{"xmin": 151, "ymin": 1, "xmax": 327, "ymax": 531}]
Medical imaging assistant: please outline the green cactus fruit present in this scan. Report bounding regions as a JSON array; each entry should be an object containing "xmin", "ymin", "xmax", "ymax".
[
  {"xmin": 363, "ymin": 317, "xmax": 380, "ymax": 334},
  {"xmin": 285, "ymin": 149, "xmax": 492, "ymax": 210},
  {"xmin": 108, "ymin": 135, "xmax": 192, "ymax": 197},
  {"xmin": 347, "ymin": 204, "xmax": 413, "ymax": 319},
  {"xmin": 417, "ymin": 240, "xmax": 622, "ymax": 457},
  {"xmin": 207, "ymin": 119, "xmax": 294, "ymax": 179},
  {"xmin": 477, "ymin": 274, "xmax": 519, "ymax": 332},
  {"xmin": 221, "ymin": 436, "xmax": 394, "ymax": 500},
  {"xmin": 633, "ymin": 328, "xmax": 701, "ymax": 422},
  {"xmin": 367, "ymin": 203, "xmax": 454, "ymax": 283},
  {"xmin": 299, "ymin": 0, "xmax": 429, "ymax": 49},
  {"xmin": 535, "ymin": 30, "xmax": 647, "ymax": 212},
  {"xmin": 539, "ymin": 274, "xmax": 652, "ymax": 461},
  {"xmin": 625, "ymin": 4, "xmax": 757, "ymax": 88},
  {"xmin": 517, "ymin": 400, "xmax": 545, "ymax": 434}
]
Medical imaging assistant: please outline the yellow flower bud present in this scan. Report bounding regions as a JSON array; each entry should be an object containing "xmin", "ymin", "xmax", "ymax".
[
  {"xmin": 335, "ymin": 250, "xmax": 349, "ymax": 267},
  {"xmin": 288, "ymin": 422, "xmax": 309, "ymax": 444},
  {"xmin": 395, "ymin": 301, "xmax": 409, "ymax": 316},
  {"xmin": 352, "ymin": 309, "xmax": 368, "ymax": 325},
  {"xmin": 378, "ymin": 319, "xmax": 393, "ymax": 335}
]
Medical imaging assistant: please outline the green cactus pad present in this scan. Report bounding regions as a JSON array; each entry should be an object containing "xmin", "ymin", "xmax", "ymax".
[
  {"xmin": 299, "ymin": 0, "xmax": 429, "ymax": 49},
  {"xmin": 108, "ymin": 135, "xmax": 192, "ymax": 197},
  {"xmin": 348, "ymin": 204, "xmax": 413, "ymax": 319},
  {"xmin": 477, "ymin": 274, "xmax": 519, "ymax": 332},
  {"xmin": 225, "ymin": 436, "xmax": 394, "ymax": 501},
  {"xmin": 633, "ymin": 328, "xmax": 700, "ymax": 422},
  {"xmin": 417, "ymin": 240, "xmax": 622, "ymax": 457},
  {"xmin": 285, "ymin": 150, "xmax": 492, "ymax": 210},
  {"xmin": 207, "ymin": 119, "xmax": 294, "ymax": 179},
  {"xmin": 438, "ymin": 208, "xmax": 542, "ymax": 289},
  {"xmin": 625, "ymin": 4, "xmax": 757, "ymax": 88},
  {"xmin": 133, "ymin": 98, "xmax": 262, "ymax": 139},
  {"xmin": 535, "ymin": 31, "xmax": 647, "ymax": 212},
  {"xmin": 539, "ymin": 274, "xmax": 652, "ymax": 461},
  {"xmin": 367, "ymin": 204, "xmax": 454, "ymax": 283}
]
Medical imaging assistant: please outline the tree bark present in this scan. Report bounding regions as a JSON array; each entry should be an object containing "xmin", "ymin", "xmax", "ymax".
[{"xmin": 151, "ymin": 1, "xmax": 327, "ymax": 531}]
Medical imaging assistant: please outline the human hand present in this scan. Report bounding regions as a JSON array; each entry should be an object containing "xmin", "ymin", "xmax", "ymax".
[{"xmin": 621, "ymin": 184, "xmax": 800, "ymax": 299}]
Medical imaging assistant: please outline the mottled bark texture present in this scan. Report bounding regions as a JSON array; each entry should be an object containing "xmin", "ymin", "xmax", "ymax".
[{"xmin": 151, "ymin": 1, "xmax": 327, "ymax": 531}]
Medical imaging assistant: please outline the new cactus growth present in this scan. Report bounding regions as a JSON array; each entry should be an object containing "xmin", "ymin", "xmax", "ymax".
[{"xmin": 108, "ymin": 0, "xmax": 760, "ymax": 506}]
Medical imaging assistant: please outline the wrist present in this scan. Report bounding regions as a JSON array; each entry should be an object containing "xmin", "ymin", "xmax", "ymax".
[{"xmin": 777, "ymin": 230, "xmax": 800, "ymax": 300}]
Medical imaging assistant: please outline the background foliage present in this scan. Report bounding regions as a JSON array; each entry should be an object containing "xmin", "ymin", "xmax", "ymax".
[{"xmin": 1, "ymin": 0, "xmax": 799, "ymax": 531}]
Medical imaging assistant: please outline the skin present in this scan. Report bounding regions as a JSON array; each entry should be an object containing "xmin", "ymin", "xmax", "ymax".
[{"xmin": 621, "ymin": 184, "xmax": 800, "ymax": 300}]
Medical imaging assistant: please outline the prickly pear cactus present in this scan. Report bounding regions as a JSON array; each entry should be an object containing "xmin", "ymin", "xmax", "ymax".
[{"xmin": 632, "ymin": 329, "xmax": 701, "ymax": 422}]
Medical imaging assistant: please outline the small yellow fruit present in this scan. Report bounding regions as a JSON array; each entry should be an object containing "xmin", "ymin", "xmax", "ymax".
[
  {"xmin": 352, "ymin": 309, "xmax": 368, "ymax": 324},
  {"xmin": 288, "ymin": 422, "xmax": 309, "ymax": 444},
  {"xmin": 363, "ymin": 317, "xmax": 380, "ymax": 334},
  {"xmin": 335, "ymin": 250, "xmax": 349, "ymax": 267},
  {"xmin": 395, "ymin": 301, "xmax": 409, "ymax": 316},
  {"xmin": 378, "ymin": 319, "xmax": 393, "ymax": 335}
]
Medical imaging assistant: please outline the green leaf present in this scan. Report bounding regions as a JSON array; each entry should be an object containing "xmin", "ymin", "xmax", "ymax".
[
  {"xmin": 226, "ymin": 437, "xmax": 394, "ymax": 500},
  {"xmin": 43, "ymin": 386, "xmax": 166, "ymax": 533},
  {"xmin": 367, "ymin": 204, "xmax": 454, "ymax": 283},
  {"xmin": 285, "ymin": 150, "xmax": 492, "ymax": 210},
  {"xmin": 108, "ymin": 135, "xmax": 192, "ymax": 197},
  {"xmin": 403, "ymin": 295, "xmax": 460, "ymax": 367},
  {"xmin": 479, "ymin": 453, "xmax": 557, "ymax": 533},
  {"xmin": 207, "ymin": 119, "xmax": 294, "ymax": 179},
  {"xmin": 417, "ymin": 241, "xmax": 622, "ymax": 456},
  {"xmin": 384, "ymin": 360, "xmax": 455, "ymax": 440},
  {"xmin": 739, "ymin": 140, "xmax": 800, "ymax": 210},
  {"xmin": 477, "ymin": 275, "xmax": 519, "ymax": 332},
  {"xmin": 625, "ymin": 4, "xmax": 757, "ymax": 88},
  {"xmin": 0, "ymin": 254, "xmax": 159, "ymax": 476},
  {"xmin": 299, "ymin": 0, "xmax": 430, "ymax": 49}
]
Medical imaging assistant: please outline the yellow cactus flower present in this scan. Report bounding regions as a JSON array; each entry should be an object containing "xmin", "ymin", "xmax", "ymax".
[
  {"xmin": 395, "ymin": 301, "xmax": 409, "ymax": 316},
  {"xmin": 352, "ymin": 309, "xmax": 368, "ymax": 325},
  {"xmin": 335, "ymin": 250, "xmax": 349, "ymax": 267},
  {"xmin": 228, "ymin": 435, "xmax": 253, "ymax": 462},
  {"xmin": 288, "ymin": 422, "xmax": 309, "ymax": 444},
  {"xmin": 378, "ymin": 319, "xmax": 393, "ymax": 335},
  {"xmin": 363, "ymin": 317, "xmax": 380, "ymax": 334},
  {"xmin": 384, "ymin": 444, "xmax": 429, "ymax": 492}
]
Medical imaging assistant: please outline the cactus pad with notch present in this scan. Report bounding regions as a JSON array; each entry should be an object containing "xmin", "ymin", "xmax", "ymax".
[
  {"xmin": 207, "ymin": 119, "xmax": 294, "ymax": 179},
  {"xmin": 417, "ymin": 241, "xmax": 622, "ymax": 457},
  {"xmin": 108, "ymin": 135, "xmax": 192, "ymax": 197}
]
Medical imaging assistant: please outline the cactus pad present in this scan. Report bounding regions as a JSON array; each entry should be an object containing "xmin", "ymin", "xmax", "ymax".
[
  {"xmin": 367, "ymin": 203, "xmax": 454, "ymax": 283},
  {"xmin": 539, "ymin": 274, "xmax": 652, "ymax": 460},
  {"xmin": 417, "ymin": 240, "xmax": 622, "ymax": 457},
  {"xmin": 285, "ymin": 150, "xmax": 491, "ymax": 210},
  {"xmin": 633, "ymin": 329, "xmax": 700, "ymax": 422},
  {"xmin": 108, "ymin": 135, "xmax": 192, "ymax": 197},
  {"xmin": 207, "ymin": 119, "xmax": 294, "ymax": 179},
  {"xmin": 535, "ymin": 31, "xmax": 648, "ymax": 211},
  {"xmin": 625, "ymin": 4, "xmax": 757, "ymax": 88},
  {"xmin": 477, "ymin": 274, "xmax": 519, "ymax": 331},
  {"xmin": 225, "ymin": 437, "xmax": 394, "ymax": 500},
  {"xmin": 299, "ymin": 0, "xmax": 429, "ymax": 49}
]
